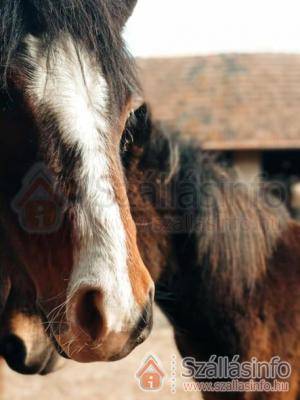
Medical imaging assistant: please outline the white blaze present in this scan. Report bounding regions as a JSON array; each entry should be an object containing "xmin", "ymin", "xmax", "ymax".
[{"xmin": 25, "ymin": 35, "xmax": 134, "ymax": 332}]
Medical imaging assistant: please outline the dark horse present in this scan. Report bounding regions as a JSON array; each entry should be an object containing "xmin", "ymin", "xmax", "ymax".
[
  {"xmin": 0, "ymin": 0, "xmax": 154, "ymax": 365},
  {"xmin": 0, "ymin": 263, "xmax": 62, "ymax": 375},
  {"xmin": 122, "ymin": 104, "xmax": 300, "ymax": 400}
]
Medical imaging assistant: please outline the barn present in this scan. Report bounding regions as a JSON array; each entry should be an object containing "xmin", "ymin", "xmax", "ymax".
[{"xmin": 138, "ymin": 54, "xmax": 300, "ymax": 218}]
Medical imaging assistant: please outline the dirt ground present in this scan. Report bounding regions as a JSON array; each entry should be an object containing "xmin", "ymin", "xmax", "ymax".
[{"xmin": 0, "ymin": 308, "xmax": 202, "ymax": 400}]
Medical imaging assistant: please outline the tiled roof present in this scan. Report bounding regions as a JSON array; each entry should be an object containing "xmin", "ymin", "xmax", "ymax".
[{"xmin": 138, "ymin": 54, "xmax": 300, "ymax": 150}]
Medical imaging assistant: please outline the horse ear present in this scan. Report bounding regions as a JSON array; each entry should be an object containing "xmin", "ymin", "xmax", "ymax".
[{"xmin": 109, "ymin": 0, "xmax": 138, "ymax": 30}]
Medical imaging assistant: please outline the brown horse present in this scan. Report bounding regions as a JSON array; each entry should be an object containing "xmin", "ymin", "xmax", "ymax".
[
  {"xmin": 123, "ymin": 104, "xmax": 300, "ymax": 399},
  {"xmin": 0, "ymin": 259, "xmax": 62, "ymax": 375},
  {"xmin": 0, "ymin": 0, "xmax": 153, "ymax": 364}
]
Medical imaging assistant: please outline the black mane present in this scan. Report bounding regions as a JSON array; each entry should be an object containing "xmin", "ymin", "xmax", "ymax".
[{"xmin": 0, "ymin": 0, "xmax": 140, "ymax": 106}]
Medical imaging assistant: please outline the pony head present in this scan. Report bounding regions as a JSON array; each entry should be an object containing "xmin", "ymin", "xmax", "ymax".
[{"xmin": 0, "ymin": 0, "xmax": 153, "ymax": 362}]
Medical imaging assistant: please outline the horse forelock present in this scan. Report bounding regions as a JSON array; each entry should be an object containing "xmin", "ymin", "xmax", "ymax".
[{"xmin": 0, "ymin": 0, "xmax": 140, "ymax": 107}]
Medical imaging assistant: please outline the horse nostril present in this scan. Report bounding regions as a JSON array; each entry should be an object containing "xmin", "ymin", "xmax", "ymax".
[
  {"xmin": 0, "ymin": 335, "xmax": 26, "ymax": 369},
  {"xmin": 72, "ymin": 289, "xmax": 105, "ymax": 342}
]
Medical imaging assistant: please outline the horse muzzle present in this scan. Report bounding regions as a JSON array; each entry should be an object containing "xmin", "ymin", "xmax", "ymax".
[
  {"xmin": 51, "ymin": 286, "xmax": 154, "ymax": 363},
  {"xmin": 0, "ymin": 332, "xmax": 64, "ymax": 375}
]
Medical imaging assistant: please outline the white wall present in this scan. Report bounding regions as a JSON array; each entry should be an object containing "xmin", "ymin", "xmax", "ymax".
[{"xmin": 124, "ymin": 0, "xmax": 300, "ymax": 57}]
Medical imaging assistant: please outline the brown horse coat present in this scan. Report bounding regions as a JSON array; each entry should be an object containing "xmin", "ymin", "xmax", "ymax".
[{"xmin": 123, "ymin": 104, "xmax": 300, "ymax": 400}]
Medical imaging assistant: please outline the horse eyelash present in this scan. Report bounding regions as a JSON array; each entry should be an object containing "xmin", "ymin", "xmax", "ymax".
[
  {"xmin": 121, "ymin": 129, "xmax": 134, "ymax": 153},
  {"xmin": 120, "ymin": 111, "xmax": 136, "ymax": 153}
]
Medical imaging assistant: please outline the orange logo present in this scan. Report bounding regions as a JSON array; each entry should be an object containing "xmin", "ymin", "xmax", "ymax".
[
  {"xmin": 136, "ymin": 355, "xmax": 165, "ymax": 391},
  {"xmin": 12, "ymin": 163, "xmax": 65, "ymax": 234}
]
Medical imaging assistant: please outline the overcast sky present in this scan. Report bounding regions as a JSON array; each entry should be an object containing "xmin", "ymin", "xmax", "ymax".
[{"xmin": 124, "ymin": 0, "xmax": 300, "ymax": 58}]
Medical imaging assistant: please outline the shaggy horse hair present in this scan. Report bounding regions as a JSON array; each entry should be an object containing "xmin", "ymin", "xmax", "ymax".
[
  {"xmin": 0, "ymin": 0, "xmax": 139, "ymax": 107},
  {"xmin": 123, "ymin": 104, "xmax": 300, "ymax": 400}
]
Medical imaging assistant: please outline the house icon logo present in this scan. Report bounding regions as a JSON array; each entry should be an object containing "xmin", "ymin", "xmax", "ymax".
[
  {"xmin": 136, "ymin": 355, "xmax": 165, "ymax": 391},
  {"xmin": 12, "ymin": 163, "xmax": 65, "ymax": 234}
]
